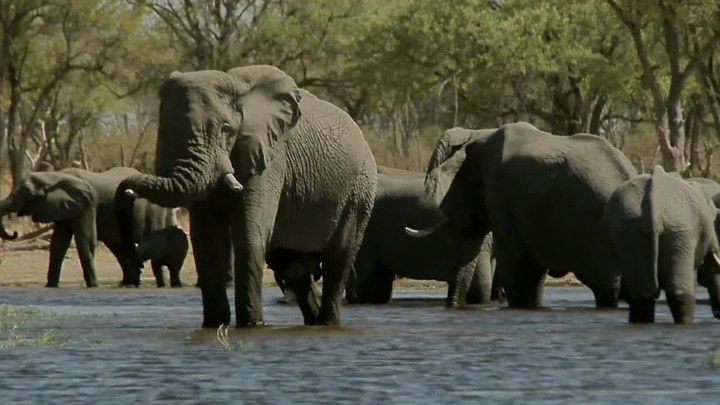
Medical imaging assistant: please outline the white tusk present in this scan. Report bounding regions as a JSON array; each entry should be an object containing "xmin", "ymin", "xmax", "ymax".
[
  {"xmin": 134, "ymin": 243, "xmax": 139, "ymax": 249},
  {"xmin": 124, "ymin": 189, "xmax": 135, "ymax": 197},
  {"xmin": 404, "ymin": 227, "xmax": 435, "ymax": 238},
  {"xmin": 713, "ymin": 252, "xmax": 720, "ymax": 267},
  {"xmin": 223, "ymin": 173, "xmax": 244, "ymax": 192},
  {"xmin": 404, "ymin": 220, "xmax": 447, "ymax": 238}
]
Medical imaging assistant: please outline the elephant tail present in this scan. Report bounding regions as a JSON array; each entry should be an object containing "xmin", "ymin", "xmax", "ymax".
[{"xmin": 644, "ymin": 166, "xmax": 663, "ymax": 291}]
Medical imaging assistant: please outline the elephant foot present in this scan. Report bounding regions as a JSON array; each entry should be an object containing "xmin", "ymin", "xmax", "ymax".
[
  {"xmin": 592, "ymin": 288, "xmax": 619, "ymax": 309},
  {"xmin": 44, "ymin": 283, "xmax": 59, "ymax": 288},
  {"xmin": 232, "ymin": 320, "xmax": 266, "ymax": 328},
  {"xmin": 628, "ymin": 298, "xmax": 655, "ymax": 323},
  {"xmin": 666, "ymin": 293, "xmax": 695, "ymax": 325},
  {"xmin": 170, "ymin": 282, "xmax": 183, "ymax": 288},
  {"xmin": 85, "ymin": 283, "xmax": 98, "ymax": 288},
  {"xmin": 118, "ymin": 281, "xmax": 140, "ymax": 288},
  {"xmin": 155, "ymin": 282, "xmax": 167, "ymax": 288}
]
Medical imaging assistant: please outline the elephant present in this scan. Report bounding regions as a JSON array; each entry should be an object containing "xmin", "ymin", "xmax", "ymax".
[
  {"xmin": 687, "ymin": 177, "xmax": 720, "ymax": 207},
  {"xmin": 114, "ymin": 65, "xmax": 377, "ymax": 327},
  {"xmin": 135, "ymin": 225, "xmax": 189, "ymax": 287},
  {"xmin": 0, "ymin": 167, "xmax": 177, "ymax": 287},
  {"xmin": 605, "ymin": 166, "xmax": 720, "ymax": 324},
  {"xmin": 346, "ymin": 172, "xmax": 499, "ymax": 307},
  {"xmin": 407, "ymin": 122, "xmax": 638, "ymax": 309}
]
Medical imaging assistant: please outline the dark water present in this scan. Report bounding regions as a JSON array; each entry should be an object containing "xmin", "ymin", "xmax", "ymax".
[{"xmin": 0, "ymin": 286, "xmax": 719, "ymax": 405}]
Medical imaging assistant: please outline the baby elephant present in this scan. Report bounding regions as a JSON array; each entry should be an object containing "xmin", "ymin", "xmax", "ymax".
[
  {"xmin": 135, "ymin": 226, "xmax": 188, "ymax": 288},
  {"xmin": 605, "ymin": 166, "xmax": 720, "ymax": 324}
]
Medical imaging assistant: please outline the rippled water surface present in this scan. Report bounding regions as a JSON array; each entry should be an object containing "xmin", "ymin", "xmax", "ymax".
[{"xmin": 1, "ymin": 286, "xmax": 719, "ymax": 404}]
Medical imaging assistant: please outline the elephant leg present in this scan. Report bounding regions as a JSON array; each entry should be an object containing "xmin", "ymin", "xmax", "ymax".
[
  {"xmin": 497, "ymin": 250, "xmax": 546, "ymax": 308},
  {"xmin": 105, "ymin": 242, "xmax": 141, "ymax": 287},
  {"xmin": 318, "ymin": 192, "xmax": 373, "ymax": 325},
  {"xmin": 150, "ymin": 259, "xmax": 166, "ymax": 288},
  {"xmin": 168, "ymin": 260, "xmax": 183, "ymax": 288},
  {"xmin": 345, "ymin": 244, "xmax": 376, "ymax": 304},
  {"xmin": 370, "ymin": 263, "xmax": 394, "ymax": 304},
  {"xmin": 73, "ymin": 213, "xmax": 98, "ymax": 288},
  {"xmin": 659, "ymin": 248, "xmax": 697, "ymax": 325},
  {"xmin": 588, "ymin": 276, "xmax": 621, "ymax": 309},
  {"xmin": 465, "ymin": 250, "xmax": 494, "ymax": 304},
  {"xmin": 698, "ymin": 257, "xmax": 720, "ymax": 320},
  {"xmin": 231, "ymin": 193, "xmax": 273, "ymax": 327},
  {"xmin": 447, "ymin": 239, "xmax": 486, "ymax": 308},
  {"xmin": 285, "ymin": 275, "xmax": 321, "ymax": 325},
  {"xmin": 46, "ymin": 221, "xmax": 74, "ymax": 288},
  {"xmin": 274, "ymin": 272, "xmax": 287, "ymax": 294},
  {"xmin": 490, "ymin": 261, "xmax": 505, "ymax": 302},
  {"xmin": 190, "ymin": 204, "xmax": 232, "ymax": 328}
]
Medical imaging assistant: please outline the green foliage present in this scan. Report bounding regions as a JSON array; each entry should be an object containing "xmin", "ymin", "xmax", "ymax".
[{"xmin": 1, "ymin": 0, "xmax": 719, "ymax": 177}]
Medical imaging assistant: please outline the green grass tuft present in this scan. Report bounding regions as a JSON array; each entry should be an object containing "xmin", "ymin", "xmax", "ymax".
[{"xmin": 215, "ymin": 324, "xmax": 251, "ymax": 352}]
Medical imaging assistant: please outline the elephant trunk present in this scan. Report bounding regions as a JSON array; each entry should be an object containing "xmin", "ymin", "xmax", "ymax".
[
  {"xmin": 0, "ymin": 194, "xmax": 19, "ymax": 240},
  {"xmin": 119, "ymin": 153, "xmax": 241, "ymax": 209},
  {"xmin": 113, "ymin": 149, "xmax": 241, "ymax": 284}
]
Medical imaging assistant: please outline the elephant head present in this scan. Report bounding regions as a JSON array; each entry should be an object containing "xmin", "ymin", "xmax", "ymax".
[
  {"xmin": 407, "ymin": 139, "xmax": 491, "ymax": 239},
  {"xmin": 116, "ymin": 65, "xmax": 302, "ymax": 208},
  {"xmin": 424, "ymin": 128, "xmax": 497, "ymax": 204},
  {"xmin": 0, "ymin": 171, "xmax": 94, "ymax": 239}
]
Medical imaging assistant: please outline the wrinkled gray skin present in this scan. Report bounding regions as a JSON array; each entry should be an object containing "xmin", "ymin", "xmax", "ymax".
[
  {"xmin": 0, "ymin": 167, "xmax": 176, "ymax": 287},
  {"xmin": 346, "ymin": 173, "xmax": 498, "ymax": 307},
  {"xmin": 115, "ymin": 65, "xmax": 376, "ymax": 327},
  {"xmin": 605, "ymin": 166, "xmax": 720, "ymax": 324},
  {"xmin": 410, "ymin": 122, "xmax": 637, "ymax": 308},
  {"xmin": 136, "ymin": 225, "xmax": 189, "ymax": 288}
]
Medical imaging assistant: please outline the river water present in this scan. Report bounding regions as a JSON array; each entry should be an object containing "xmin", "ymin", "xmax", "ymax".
[{"xmin": 0, "ymin": 286, "xmax": 718, "ymax": 404}]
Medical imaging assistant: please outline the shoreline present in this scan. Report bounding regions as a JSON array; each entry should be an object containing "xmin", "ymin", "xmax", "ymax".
[{"xmin": 0, "ymin": 244, "xmax": 583, "ymax": 289}]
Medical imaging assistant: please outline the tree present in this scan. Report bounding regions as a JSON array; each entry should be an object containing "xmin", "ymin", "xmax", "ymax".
[
  {"xmin": 606, "ymin": 0, "xmax": 720, "ymax": 172},
  {"xmin": 0, "ymin": 0, "xmax": 173, "ymax": 187}
]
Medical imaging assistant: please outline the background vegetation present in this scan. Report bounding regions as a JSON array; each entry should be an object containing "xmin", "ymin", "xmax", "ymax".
[{"xmin": 1, "ymin": 0, "xmax": 720, "ymax": 196}]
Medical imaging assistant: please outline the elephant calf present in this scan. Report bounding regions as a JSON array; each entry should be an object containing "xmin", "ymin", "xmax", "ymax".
[
  {"xmin": 347, "ymin": 173, "xmax": 498, "ymax": 307},
  {"xmin": 135, "ymin": 225, "xmax": 189, "ymax": 288},
  {"xmin": 605, "ymin": 166, "xmax": 720, "ymax": 324}
]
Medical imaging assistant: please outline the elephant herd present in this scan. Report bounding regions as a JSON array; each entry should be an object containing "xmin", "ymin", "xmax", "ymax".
[{"xmin": 1, "ymin": 65, "xmax": 719, "ymax": 327}]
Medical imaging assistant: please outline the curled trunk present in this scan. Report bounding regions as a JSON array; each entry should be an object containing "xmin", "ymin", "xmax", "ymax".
[{"xmin": 113, "ymin": 152, "xmax": 240, "ymax": 279}]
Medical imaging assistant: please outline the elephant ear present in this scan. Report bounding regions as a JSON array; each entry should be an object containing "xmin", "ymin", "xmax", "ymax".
[
  {"xmin": 227, "ymin": 65, "xmax": 302, "ymax": 179},
  {"xmin": 426, "ymin": 149, "xmax": 468, "ymax": 205},
  {"xmin": 31, "ymin": 174, "xmax": 94, "ymax": 223},
  {"xmin": 426, "ymin": 128, "xmax": 476, "ymax": 177}
]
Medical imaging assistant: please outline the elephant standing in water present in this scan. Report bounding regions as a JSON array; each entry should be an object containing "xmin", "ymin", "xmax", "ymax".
[
  {"xmin": 347, "ymin": 172, "xmax": 498, "ymax": 307},
  {"xmin": 135, "ymin": 225, "xmax": 189, "ymax": 288},
  {"xmin": 407, "ymin": 122, "xmax": 637, "ymax": 308},
  {"xmin": 605, "ymin": 166, "xmax": 720, "ymax": 324},
  {"xmin": 115, "ymin": 65, "xmax": 376, "ymax": 327},
  {"xmin": 0, "ymin": 168, "xmax": 177, "ymax": 287}
]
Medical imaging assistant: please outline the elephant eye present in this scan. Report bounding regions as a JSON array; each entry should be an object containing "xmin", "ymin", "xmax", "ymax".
[{"xmin": 220, "ymin": 122, "xmax": 236, "ymax": 149}]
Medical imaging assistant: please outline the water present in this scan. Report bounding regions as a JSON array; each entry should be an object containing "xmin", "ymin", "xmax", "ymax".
[{"xmin": 0, "ymin": 287, "xmax": 719, "ymax": 404}]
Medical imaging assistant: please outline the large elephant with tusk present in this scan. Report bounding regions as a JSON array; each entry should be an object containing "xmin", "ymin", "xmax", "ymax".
[
  {"xmin": 114, "ymin": 65, "xmax": 377, "ymax": 328},
  {"xmin": 406, "ymin": 122, "xmax": 638, "ymax": 309}
]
